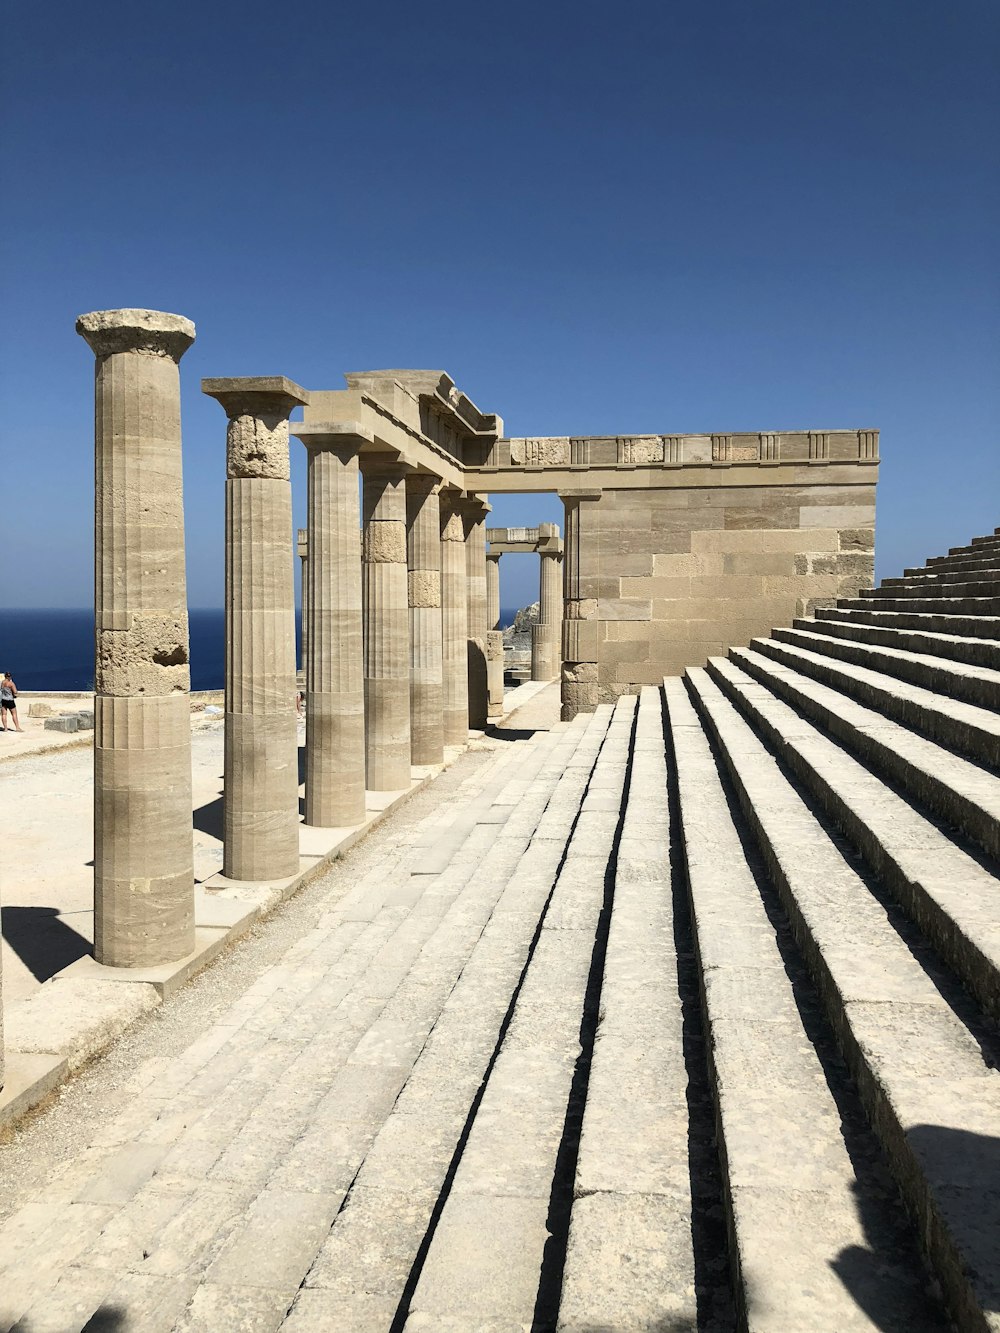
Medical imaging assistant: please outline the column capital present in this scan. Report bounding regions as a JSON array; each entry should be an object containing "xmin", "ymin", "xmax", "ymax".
[
  {"xmin": 406, "ymin": 471, "xmax": 443, "ymax": 498},
  {"xmin": 202, "ymin": 376, "xmax": 310, "ymax": 420},
  {"xmin": 359, "ymin": 448, "xmax": 414, "ymax": 478},
  {"xmin": 486, "ymin": 549, "xmax": 502, "ymax": 564},
  {"xmin": 76, "ymin": 308, "xmax": 195, "ymax": 362},
  {"xmin": 292, "ymin": 420, "xmax": 374, "ymax": 456},
  {"xmin": 204, "ymin": 377, "xmax": 310, "ymax": 481},
  {"xmin": 558, "ymin": 489, "xmax": 602, "ymax": 505}
]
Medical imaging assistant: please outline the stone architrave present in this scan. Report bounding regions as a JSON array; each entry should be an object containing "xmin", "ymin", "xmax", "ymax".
[
  {"xmin": 202, "ymin": 377, "xmax": 309, "ymax": 881},
  {"xmin": 487, "ymin": 551, "xmax": 502, "ymax": 632},
  {"xmin": 76, "ymin": 308, "xmax": 197, "ymax": 967},
  {"xmin": 532, "ymin": 522, "xmax": 564, "ymax": 683},
  {"xmin": 560, "ymin": 492, "xmax": 602, "ymax": 720},
  {"xmin": 297, "ymin": 528, "xmax": 308, "ymax": 681},
  {"xmin": 465, "ymin": 496, "xmax": 490, "ymax": 730},
  {"xmin": 362, "ymin": 454, "xmax": 412, "ymax": 789},
  {"xmin": 407, "ymin": 474, "xmax": 445, "ymax": 766},
  {"xmin": 292, "ymin": 425, "xmax": 369, "ymax": 827},
  {"xmin": 440, "ymin": 490, "xmax": 470, "ymax": 746}
]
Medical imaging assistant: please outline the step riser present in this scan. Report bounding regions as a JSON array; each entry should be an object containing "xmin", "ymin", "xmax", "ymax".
[
  {"xmin": 799, "ymin": 617, "xmax": 1000, "ymax": 673},
  {"xmin": 903, "ymin": 564, "xmax": 1000, "ymax": 581},
  {"xmin": 817, "ymin": 607, "xmax": 1000, "ymax": 642},
  {"xmin": 731, "ymin": 647, "xmax": 1000, "ymax": 863},
  {"xmin": 772, "ymin": 628, "xmax": 1000, "ymax": 712},
  {"xmin": 925, "ymin": 556, "xmax": 1000, "ymax": 574},
  {"xmin": 687, "ymin": 673, "xmax": 996, "ymax": 1333},
  {"xmin": 869, "ymin": 581, "xmax": 1000, "ymax": 599},
  {"xmin": 707, "ymin": 659, "xmax": 1000, "ymax": 1024},
  {"xmin": 753, "ymin": 638, "xmax": 1000, "ymax": 772},
  {"xmin": 850, "ymin": 596, "xmax": 1000, "ymax": 616}
]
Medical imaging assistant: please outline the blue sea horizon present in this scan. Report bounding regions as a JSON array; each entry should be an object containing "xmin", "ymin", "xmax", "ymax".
[{"xmin": 1, "ymin": 606, "xmax": 526, "ymax": 692}]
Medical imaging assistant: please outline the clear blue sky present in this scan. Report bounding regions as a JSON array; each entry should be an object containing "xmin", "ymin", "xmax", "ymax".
[{"xmin": 1, "ymin": 0, "xmax": 996, "ymax": 611}]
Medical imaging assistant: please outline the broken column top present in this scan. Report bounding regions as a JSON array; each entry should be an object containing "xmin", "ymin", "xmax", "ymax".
[{"xmin": 76, "ymin": 308, "xmax": 196, "ymax": 361}]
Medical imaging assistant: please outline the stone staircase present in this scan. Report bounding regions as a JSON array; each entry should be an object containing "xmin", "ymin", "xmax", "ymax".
[{"xmin": 2, "ymin": 531, "xmax": 1000, "ymax": 1332}]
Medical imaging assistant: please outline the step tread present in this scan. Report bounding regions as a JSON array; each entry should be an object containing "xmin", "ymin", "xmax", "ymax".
[
  {"xmin": 559, "ymin": 686, "xmax": 696, "ymax": 1332},
  {"xmin": 685, "ymin": 666, "xmax": 1000, "ymax": 1331},
  {"xmin": 817, "ymin": 606, "xmax": 1000, "ymax": 642},
  {"xmin": 405, "ymin": 698, "xmax": 636, "ymax": 1328},
  {"xmin": 752, "ymin": 634, "xmax": 1000, "ymax": 767},
  {"xmin": 799, "ymin": 616, "xmax": 1000, "ymax": 669},
  {"xmin": 709, "ymin": 654, "xmax": 1000, "ymax": 1022}
]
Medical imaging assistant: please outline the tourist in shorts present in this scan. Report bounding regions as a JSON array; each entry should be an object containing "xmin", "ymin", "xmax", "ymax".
[{"xmin": 1, "ymin": 672, "xmax": 22, "ymax": 731}]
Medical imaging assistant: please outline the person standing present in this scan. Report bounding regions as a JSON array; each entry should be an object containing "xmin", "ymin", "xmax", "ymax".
[{"xmin": 1, "ymin": 672, "xmax": 22, "ymax": 731}]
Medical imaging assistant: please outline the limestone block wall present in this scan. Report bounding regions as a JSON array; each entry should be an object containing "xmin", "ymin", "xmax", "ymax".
[{"xmin": 572, "ymin": 481, "xmax": 875, "ymax": 700}]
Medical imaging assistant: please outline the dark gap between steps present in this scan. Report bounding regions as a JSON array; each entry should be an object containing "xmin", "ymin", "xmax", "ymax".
[
  {"xmin": 389, "ymin": 718, "xmax": 613, "ymax": 1333},
  {"xmin": 685, "ymin": 675, "xmax": 953, "ymax": 1330},
  {"xmin": 661, "ymin": 690, "xmax": 736, "ymax": 1333}
]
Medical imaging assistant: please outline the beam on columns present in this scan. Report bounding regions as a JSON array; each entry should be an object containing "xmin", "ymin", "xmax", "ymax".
[
  {"xmin": 203, "ymin": 376, "xmax": 309, "ymax": 881},
  {"xmin": 77, "ymin": 308, "xmax": 197, "ymax": 969},
  {"xmin": 362, "ymin": 452, "xmax": 412, "ymax": 790}
]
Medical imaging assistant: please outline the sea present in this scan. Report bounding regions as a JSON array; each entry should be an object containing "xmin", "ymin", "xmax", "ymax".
[{"xmin": 2, "ymin": 608, "xmax": 525, "ymax": 693}]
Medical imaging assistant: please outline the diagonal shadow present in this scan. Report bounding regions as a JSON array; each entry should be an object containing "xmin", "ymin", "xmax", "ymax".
[
  {"xmin": 1, "ymin": 905, "xmax": 92, "ymax": 982},
  {"xmin": 192, "ymin": 795, "xmax": 223, "ymax": 840}
]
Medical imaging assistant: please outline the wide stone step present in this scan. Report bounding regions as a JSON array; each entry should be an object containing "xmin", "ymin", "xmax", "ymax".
[
  {"xmin": 666, "ymin": 674, "xmax": 950, "ymax": 1332},
  {"xmin": 750, "ymin": 635, "xmax": 1000, "ymax": 771},
  {"xmin": 868, "ymin": 578, "xmax": 1000, "ymax": 600},
  {"xmin": 707, "ymin": 655, "xmax": 1000, "ymax": 1024},
  {"xmin": 798, "ymin": 614, "xmax": 1000, "ymax": 673},
  {"xmin": 686, "ymin": 666, "xmax": 1000, "ymax": 1333},
  {"xmin": 558, "ymin": 686, "xmax": 699, "ymax": 1333},
  {"xmin": 926, "ymin": 552, "xmax": 1000, "ymax": 575},
  {"xmin": 771, "ymin": 624, "xmax": 1000, "ymax": 712},
  {"xmin": 844, "ymin": 594, "xmax": 1000, "ymax": 617},
  {"xmin": 902, "ymin": 560, "xmax": 1000, "ymax": 581},
  {"xmin": 0, "ymin": 712, "xmax": 608, "ymax": 1331},
  {"xmin": 729, "ymin": 644, "xmax": 1000, "ymax": 862},
  {"xmin": 284, "ymin": 705, "xmax": 622, "ymax": 1330},
  {"xmin": 816, "ymin": 605, "xmax": 1000, "ymax": 642},
  {"xmin": 970, "ymin": 533, "xmax": 1000, "ymax": 549},
  {"xmin": 401, "ymin": 698, "xmax": 637, "ymax": 1330}
]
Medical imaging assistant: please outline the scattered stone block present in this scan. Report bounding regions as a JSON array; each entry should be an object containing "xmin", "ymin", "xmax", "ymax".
[{"xmin": 44, "ymin": 715, "xmax": 79, "ymax": 733}]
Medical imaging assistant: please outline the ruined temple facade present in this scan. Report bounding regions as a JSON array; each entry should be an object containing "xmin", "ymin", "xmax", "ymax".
[{"xmin": 308, "ymin": 370, "xmax": 877, "ymax": 718}]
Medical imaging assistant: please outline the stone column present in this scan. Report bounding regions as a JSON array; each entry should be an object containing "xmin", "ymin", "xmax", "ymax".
[
  {"xmin": 440, "ymin": 490, "xmax": 470, "ymax": 746},
  {"xmin": 560, "ymin": 492, "xmax": 602, "ymax": 720},
  {"xmin": 292, "ymin": 426, "xmax": 368, "ymax": 827},
  {"xmin": 297, "ymin": 528, "xmax": 308, "ymax": 682},
  {"xmin": 362, "ymin": 454, "xmax": 412, "ymax": 789},
  {"xmin": 203, "ymin": 377, "xmax": 309, "ymax": 881},
  {"xmin": 465, "ymin": 496, "xmax": 490, "ymax": 730},
  {"xmin": 407, "ymin": 474, "xmax": 445, "ymax": 766},
  {"xmin": 532, "ymin": 523, "xmax": 564, "ymax": 683},
  {"xmin": 77, "ymin": 308, "xmax": 196, "ymax": 967},
  {"xmin": 487, "ymin": 550, "xmax": 501, "ymax": 631}
]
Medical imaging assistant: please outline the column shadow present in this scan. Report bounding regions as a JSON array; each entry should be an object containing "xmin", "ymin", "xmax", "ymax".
[
  {"xmin": 192, "ymin": 795, "xmax": 224, "ymax": 840},
  {"xmin": 1, "ymin": 905, "xmax": 92, "ymax": 982}
]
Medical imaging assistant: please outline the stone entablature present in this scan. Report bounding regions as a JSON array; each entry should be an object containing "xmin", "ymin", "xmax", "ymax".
[{"xmin": 490, "ymin": 430, "xmax": 879, "ymax": 471}]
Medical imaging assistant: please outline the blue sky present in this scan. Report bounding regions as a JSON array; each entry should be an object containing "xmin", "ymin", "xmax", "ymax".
[{"xmin": 1, "ymin": 0, "xmax": 996, "ymax": 611}]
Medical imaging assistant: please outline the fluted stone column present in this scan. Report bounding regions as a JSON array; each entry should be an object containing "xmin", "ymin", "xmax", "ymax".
[
  {"xmin": 293, "ymin": 427, "xmax": 367, "ymax": 826},
  {"xmin": 465, "ymin": 496, "xmax": 490, "ymax": 730},
  {"xmin": 297, "ymin": 528, "xmax": 308, "ymax": 681},
  {"xmin": 203, "ymin": 377, "xmax": 308, "ymax": 881},
  {"xmin": 532, "ymin": 523, "xmax": 564, "ymax": 682},
  {"xmin": 407, "ymin": 475, "xmax": 444, "ymax": 766},
  {"xmin": 77, "ymin": 308, "xmax": 196, "ymax": 967},
  {"xmin": 487, "ymin": 551, "xmax": 501, "ymax": 631},
  {"xmin": 362, "ymin": 454, "xmax": 412, "ymax": 789},
  {"xmin": 440, "ymin": 491, "xmax": 470, "ymax": 746},
  {"xmin": 561, "ymin": 492, "xmax": 602, "ymax": 720}
]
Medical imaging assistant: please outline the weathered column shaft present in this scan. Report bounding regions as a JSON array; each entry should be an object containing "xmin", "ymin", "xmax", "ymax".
[
  {"xmin": 532, "ymin": 549, "xmax": 564, "ymax": 682},
  {"xmin": 465, "ymin": 499, "xmax": 489, "ymax": 730},
  {"xmin": 297, "ymin": 528, "xmax": 308, "ymax": 680},
  {"xmin": 302, "ymin": 440, "xmax": 366, "ymax": 825},
  {"xmin": 561, "ymin": 494, "xmax": 601, "ymax": 720},
  {"xmin": 77, "ymin": 308, "xmax": 196, "ymax": 968},
  {"xmin": 440, "ymin": 494, "xmax": 470, "ymax": 746},
  {"xmin": 363, "ymin": 456, "xmax": 412, "ymax": 789},
  {"xmin": 407, "ymin": 476, "xmax": 444, "ymax": 766},
  {"xmin": 487, "ymin": 551, "xmax": 501, "ymax": 632},
  {"xmin": 204, "ymin": 377, "xmax": 308, "ymax": 881}
]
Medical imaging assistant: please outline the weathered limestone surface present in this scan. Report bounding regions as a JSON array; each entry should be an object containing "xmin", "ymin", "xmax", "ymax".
[
  {"xmin": 464, "ymin": 497, "xmax": 490, "ymax": 729},
  {"xmin": 363, "ymin": 455, "xmax": 412, "ymax": 789},
  {"xmin": 532, "ymin": 523, "xmax": 563, "ymax": 683},
  {"xmin": 293, "ymin": 427, "xmax": 368, "ymax": 827},
  {"xmin": 297, "ymin": 528, "xmax": 308, "ymax": 679},
  {"xmin": 486, "ymin": 630, "xmax": 505, "ymax": 718},
  {"xmin": 407, "ymin": 474, "xmax": 444, "ymax": 766},
  {"xmin": 486, "ymin": 551, "xmax": 501, "ymax": 631},
  {"xmin": 439, "ymin": 493, "xmax": 470, "ymax": 746},
  {"xmin": 77, "ymin": 308, "xmax": 196, "ymax": 967},
  {"xmin": 203, "ymin": 377, "xmax": 308, "ymax": 881}
]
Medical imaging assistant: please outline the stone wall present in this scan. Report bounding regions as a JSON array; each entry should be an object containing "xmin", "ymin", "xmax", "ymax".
[{"xmin": 569, "ymin": 481, "xmax": 876, "ymax": 702}]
